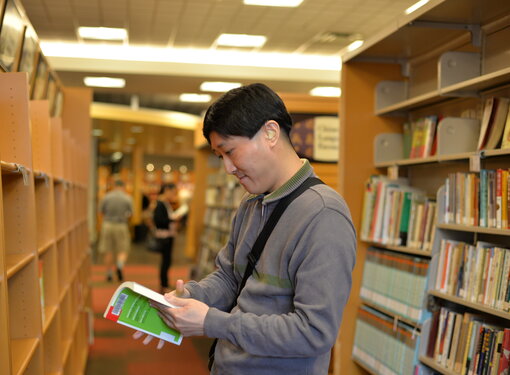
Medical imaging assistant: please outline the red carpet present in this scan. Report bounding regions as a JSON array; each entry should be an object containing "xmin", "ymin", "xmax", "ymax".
[{"xmin": 86, "ymin": 262, "xmax": 211, "ymax": 375}]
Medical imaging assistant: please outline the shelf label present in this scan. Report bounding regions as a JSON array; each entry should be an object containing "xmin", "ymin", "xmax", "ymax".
[
  {"xmin": 469, "ymin": 154, "xmax": 481, "ymax": 172},
  {"xmin": 388, "ymin": 165, "xmax": 399, "ymax": 180}
]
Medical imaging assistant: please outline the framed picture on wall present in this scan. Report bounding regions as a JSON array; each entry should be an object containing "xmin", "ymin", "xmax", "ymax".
[
  {"xmin": 53, "ymin": 87, "xmax": 64, "ymax": 117},
  {"xmin": 47, "ymin": 72, "xmax": 57, "ymax": 115},
  {"xmin": 0, "ymin": 0, "xmax": 25, "ymax": 72},
  {"xmin": 17, "ymin": 25, "xmax": 38, "ymax": 89},
  {"xmin": 32, "ymin": 53, "xmax": 49, "ymax": 100}
]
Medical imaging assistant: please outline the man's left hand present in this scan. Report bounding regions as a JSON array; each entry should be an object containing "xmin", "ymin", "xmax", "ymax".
[{"xmin": 152, "ymin": 295, "xmax": 209, "ymax": 337}]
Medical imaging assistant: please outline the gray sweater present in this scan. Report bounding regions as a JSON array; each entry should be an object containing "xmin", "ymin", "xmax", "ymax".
[{"xmin": 186, "ymin": 160, "xmax": 356, "ymax": 374}]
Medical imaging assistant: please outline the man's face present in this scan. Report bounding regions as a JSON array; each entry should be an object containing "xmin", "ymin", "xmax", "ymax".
[{"xmin": 209, "ymin": 130, "xmax": 272, "ymax": 194}]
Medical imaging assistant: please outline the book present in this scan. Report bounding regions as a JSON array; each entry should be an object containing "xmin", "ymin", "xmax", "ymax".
[
  {"xmin": 478, "ymin": 97, "xmax": 497, "ymax": 150},
  {"xmin": 485, "ymin": 98, "xmax": 510, "ymax": 150},
  {"xmin": 103, "ymin": 281, "xmax": 183, "ymax": 345},
  {"xmin": 501, "ymin": 104, "xmax": 510, "ymax": 149}
]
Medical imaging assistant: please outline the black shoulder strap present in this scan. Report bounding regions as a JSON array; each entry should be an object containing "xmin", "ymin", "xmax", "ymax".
[
  {"xmin": 238, "ymin": 176, "xmax": 324, "ymax": 294},
  {"xmin": 208, "ymin": 176, "xmax": 324, "ymax": 370}
]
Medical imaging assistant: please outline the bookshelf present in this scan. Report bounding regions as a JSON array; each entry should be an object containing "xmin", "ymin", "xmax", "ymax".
[
  {"xmin": 339, "ymin": 0, "xmax": 510, "ymax": 374},
  {"xmin": 0, "ymin": 72, "xmax": 92, "ymax": 374}
]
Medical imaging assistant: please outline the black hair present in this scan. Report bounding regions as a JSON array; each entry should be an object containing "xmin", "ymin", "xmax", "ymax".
[
  {"xmin": 159, "ymin": 183, "xmax": 177, "ymax": 195},
  {"xmin": 113, "ymin": 179, "xmax": 124, "ymax": 187},
  {"xmin": 202, "ymin": 83, "xmax": 292, "ymax": 144}
]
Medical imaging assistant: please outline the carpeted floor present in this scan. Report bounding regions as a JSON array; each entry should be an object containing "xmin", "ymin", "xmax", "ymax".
[{"xmin": 85, "ymin": 233, "xmax": 213, "ymax": 374}]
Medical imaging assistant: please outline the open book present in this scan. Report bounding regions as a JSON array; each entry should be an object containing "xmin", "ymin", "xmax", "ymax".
[{"xmin": 103, "ymin": 281, "xmax": 183, "ymax": 345}]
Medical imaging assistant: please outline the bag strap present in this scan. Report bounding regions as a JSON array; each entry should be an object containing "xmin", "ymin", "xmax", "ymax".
[
  {"xmin": 236, "ymin": 176, "xmax": 324, "ymax": 296},
  {"xmin": 208, "ymin": 176, "xmax": 324, "ymax": 370}
]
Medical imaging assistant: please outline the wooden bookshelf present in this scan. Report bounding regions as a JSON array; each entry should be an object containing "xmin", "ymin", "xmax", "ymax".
[
  {"xmin": 340, "ymin": 0, "xmax": 510, "ymax": 373},
  {"xmin": 418, "ymin": 355, "xmax": 458, "ymax": 375},
  {"xmin": 365, "ymin": 242, "xmax": 432, "ymax": 257},
  {"xmin": 428, "ymin": 290, "xmax": 510, "ymax": 321},
  {"xmin": 0, "ymin": 72, "xmax": 92, "ymax": 375}
]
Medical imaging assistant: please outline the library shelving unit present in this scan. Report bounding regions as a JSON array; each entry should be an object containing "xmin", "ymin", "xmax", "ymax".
[
  {"xmin": 0, "ymin": 72, "xmax": 92, "ymax": 375},
  {"xmin": 338, "ymin": 0, "xmax": 510, "ymax": 374}
]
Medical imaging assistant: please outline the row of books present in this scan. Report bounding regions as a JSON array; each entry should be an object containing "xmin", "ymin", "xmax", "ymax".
[
  {"xmin": 477, "ymin": 97, "xmax": 510, "ymax": 151},
  {"xmin": 361, "ymin": 176, "xmax": 437, "ymax": 251},
  {"xmin": 204, "ymin": 207, "xmax": 235, "ymax": 232},
  {"xmin": 427, "ymin": 307, "xmax": 510, "ymax": 375},
  {"xmin": 443, "ymin": 169, "xmax": 510, "ymax": 229},
  {"xmin": 204, "ymin": 180, "xmax": 245, "ymax": 208},
  {"xmin": 360, "ymin": 248, "xmax": 429, "ymax": 323},
  {"xmin": 352, "ymin": 305, "xmax": 419, "ymax": 375},
  {"xmin": 434, "ymin": 239, "xmax": 510, "ymax": 311},
  {"xmin": 403, "ymin": 116, "xmax": 438, "ymax": 159}
]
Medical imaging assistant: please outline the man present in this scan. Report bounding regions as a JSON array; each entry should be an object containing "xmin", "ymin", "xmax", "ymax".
[
  {"xmin": 141, "ymin": 83, "xmax": 356, "ymax": 374},
  {"xmin": 98, "ymin": 179, "xmax": 132, "ymax": 282}
]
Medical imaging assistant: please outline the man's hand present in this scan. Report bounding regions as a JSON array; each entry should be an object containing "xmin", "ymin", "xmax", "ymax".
[
  {"xmin": 132, "ymin": 279, "xmax": 194, "ymax": 348},
  {"xmin": 153, "ymin": 290, "xmax": 209, "ymax": 337}
]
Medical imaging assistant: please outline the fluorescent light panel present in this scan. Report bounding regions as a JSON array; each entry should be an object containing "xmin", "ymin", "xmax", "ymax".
[
  {"xmin": 179, "ymin": 93, "xmax": 212, "ymax": 103},
  {"xmin": 41, "ymin": 42, "xmax": 341, "ymax": 71},
  {"xmin": 405, "ymin": 0, "xmax": 430, "ymax": 14},
  {"xmin": 200, "ymin": 81, "xmax": 242, "ymax": 92},
  {"xmin": 310, "ymin": 86, "xmax": 341, "ymax": 97},
  {"xmin": 84, "ymin": 76, "xmax": 125, "ymax": 88},
  {"xmin": 244, "ymin": 0, "xmax": 303, "ymax": 6},
  {"xmin": 78, "ymin": 27, "xmax": 127, "ymax": 40},
  {"xmin": 346, "ymin": 40, "xmax": 364, "ymax": 52},
  {"xmin": 217, "ymin": 33, "xmax": 267, "ymax": 47}
]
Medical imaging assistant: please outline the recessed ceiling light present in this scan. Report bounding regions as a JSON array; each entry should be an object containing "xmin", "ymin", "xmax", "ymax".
[
  {"xmin": 244, "ymin": 0, "xmax": 303, "ymax": 7},
  {"xmin": 179, "ymin": 93, "xmax": 212, "ymax": 103},
  {"xmin": 200, "ymin": 81, "xmax": 242, "ymax": 92},
  {"xmin": 346, "ymin": 40, "xmax": 364, "ymax": 52},
  {"xmin": 405, "ymin": 0, "xmax": 430, "ymax": 14},
  {"xmin": 216, "ymin": 33, "xmax": 267, "ymax": 48},
  {"xmin": 84, "ymin": 76, "xmax": 125, "ymax": 88},
  {"xmin": 78, "ymin": 27, "xmax": 127, "ymax": 41},
  {"xmin": 310, "ymin": 87, "xmax": 341, "ymax": 97},
  {"xmin": 146, "ymin": 163, "xmax": 155, "ymax": 172},
  {"xmin": 163, "ymin": 164, "xmax": 172, "ymax": 173}
]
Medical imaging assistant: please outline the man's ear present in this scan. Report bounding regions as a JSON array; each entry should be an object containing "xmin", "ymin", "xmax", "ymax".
[{"xmin": 263, "ymin": 121, "xmax": 280, "ymax": 144}]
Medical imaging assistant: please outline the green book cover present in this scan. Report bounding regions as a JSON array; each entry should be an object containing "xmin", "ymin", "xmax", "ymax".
[{"xmin": 104, "ymin": 281, "xmax": 183, "ymax": 345}]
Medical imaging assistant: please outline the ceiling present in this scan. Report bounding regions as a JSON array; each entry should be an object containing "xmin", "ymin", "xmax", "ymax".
[{"xmin": 17, "ymin": 0, "xmax": 419, "ymax": 156}]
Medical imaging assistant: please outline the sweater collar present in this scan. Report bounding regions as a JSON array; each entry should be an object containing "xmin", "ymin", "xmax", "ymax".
[{"xmin": 247, "ymin": 159, "xmax": 314, "ymax": 204}]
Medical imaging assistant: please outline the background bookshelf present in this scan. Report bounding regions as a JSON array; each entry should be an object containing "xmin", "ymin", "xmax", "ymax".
[
  {"xmin": 338, "ymin": 0, "xmax": 510, "ymax": 373},
  {"xmin": 0, "ymin": 72, "xmax": 92, "ymax": 374}
]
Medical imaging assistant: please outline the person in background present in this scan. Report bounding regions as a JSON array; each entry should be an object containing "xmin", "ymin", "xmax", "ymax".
[
  {"xmin": 137, "ymin": 83, "xmax": 357, "ymax": 375},
  {"xmin": 153, "ymin": 183, "xmax": 188, "ymax": 293},
  {"xmin": 98, "ymin": 179, "xmax": 133, "ymax": 282}
]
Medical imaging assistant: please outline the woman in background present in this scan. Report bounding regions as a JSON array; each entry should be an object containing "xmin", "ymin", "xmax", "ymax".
[{"xmin": 153, "ymin": 183, "xmax": 188, "ymax": 293}]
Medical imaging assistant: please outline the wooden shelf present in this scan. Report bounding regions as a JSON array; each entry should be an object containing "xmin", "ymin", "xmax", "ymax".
[
  {"xmin": 37, "ymin": 240, "xmax": 54, "ymax": 255},
  {"xmin": 42, "ymin": 305, "xmax": 59, "ymax": 334},
  {"xmin": 360, "ymin": 299, "xmax": 422, "ymax": 330},
  {"xmin": 0, "ymin": 161, "xmax": 20, "ymax": 174},
  {"xmin": 436, "ymin": 223, "xmax": 510, "ymax": 236},
  {"xmin": 364, "ymin": 241, "xmax": 432, "ymax": 257},
  {"xmin": 376, "ymin": 90, "xmax": 444, "ymax": 116},
  {"xmin": 352, "ymin": 357, "xmax": 378, "ymax": 375},
  {"xmin": 5, "ymin": 253, "xmax": 35, "ymax": 279},
  {"xmin": 428, "ymin": 290, "xmax": 510, "ymax": 321},
  {"xmin": 1, "ymin": 72, "xmax": 92, "ymax": 375},
  {"xmin": 10, "ymin": 337, "xmax": 40, "ymax": 375},
  {"xmin": 375, "ymin": 149, "xmax": 510, "ymax": 168},
  {"xmin": 441, "ymin": 66, "xmax": 510, "ymax": 96},
  {"xmin": 419, "ymin": 355, "xmax": 458, "ymax": 375}
]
